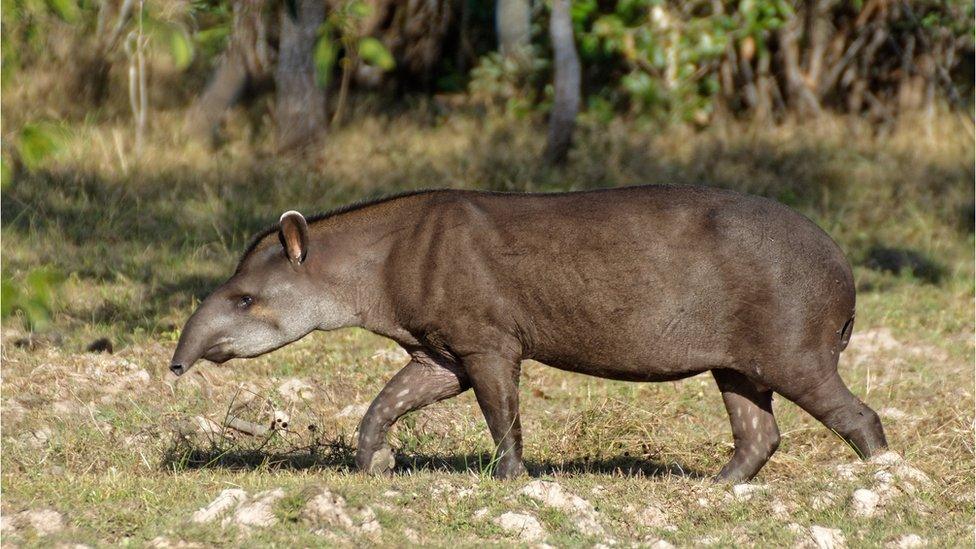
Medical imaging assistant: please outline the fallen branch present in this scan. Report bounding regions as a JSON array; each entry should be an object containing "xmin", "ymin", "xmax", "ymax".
[{"xmin": 226, "ymin": 416, "xmax": 270, "ymax": 437}]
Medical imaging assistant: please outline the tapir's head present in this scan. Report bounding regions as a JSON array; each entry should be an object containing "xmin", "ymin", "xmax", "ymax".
[{"xmin": 169, "ymin": 211, "xmax": 349, "ymax": 376}]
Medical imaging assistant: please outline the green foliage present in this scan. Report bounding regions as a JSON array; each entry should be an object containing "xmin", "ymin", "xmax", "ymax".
[
  {"xmin": 1, "ymin": 268, "xmax": 64, "ymax": 331},
  {"xmin": 573, "ymin": 0, "xmax": 792, "ymax": 121},
  {"xmin": 148, "ymin": 19, "xmax": 195, "ymax": 70},
  {"xmin": 14, "ymin": 122, "xmax": 65, "ymax": 171},
  {"xmin": 315, "ymin": 0, "xmax": 395, "ymax": 88},
  {"xmin": 357, "ymin": 37, "xmax": 395, "ymax": 71},
  {"xmin": 314, "ymin": 25, "xmax": 338, "ymax": 87}
]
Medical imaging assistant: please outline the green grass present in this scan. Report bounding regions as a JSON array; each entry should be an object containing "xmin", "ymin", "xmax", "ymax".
[{"xmin": 1, "ymin": 107, "xmax": 974, "ymax": 546}]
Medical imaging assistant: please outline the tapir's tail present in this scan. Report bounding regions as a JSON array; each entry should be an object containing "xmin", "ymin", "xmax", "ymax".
[{"xmin": 838, "ymin": 314, "xmax": 855, "ymax": 352}]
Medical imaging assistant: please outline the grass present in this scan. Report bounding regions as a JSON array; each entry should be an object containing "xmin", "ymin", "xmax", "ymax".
[{"xmin": 1, "ymin": 102, "xmax": 974, "ymax": 546}]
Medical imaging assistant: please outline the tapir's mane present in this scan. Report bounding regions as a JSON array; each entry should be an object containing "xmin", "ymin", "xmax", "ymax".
[{"xmin": 235, "ymin": 188, "xmax": 441, "ymax": 273}]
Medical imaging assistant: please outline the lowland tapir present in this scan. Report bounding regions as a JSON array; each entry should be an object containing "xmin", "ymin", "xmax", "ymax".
[{"xmin": 170, "ymin": 185, "xmax": 887, "ymax": 481}]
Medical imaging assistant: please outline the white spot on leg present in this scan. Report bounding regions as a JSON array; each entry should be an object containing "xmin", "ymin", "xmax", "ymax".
[
  {"xmin": 396, "ymin": 400, "xmax": 404, "ymax": 408},
  {"xmin": 751, "ymin": 417, "xmax": 759, "ymax": 429},
  {"xmin": 396, "ymin": 389, "xmax": 410, "ymax": 398}
]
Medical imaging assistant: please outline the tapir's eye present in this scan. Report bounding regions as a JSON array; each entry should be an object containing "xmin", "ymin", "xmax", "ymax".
[{"xmin": 237, "ymin": 295, "xmax": 254, "ymax": 309}]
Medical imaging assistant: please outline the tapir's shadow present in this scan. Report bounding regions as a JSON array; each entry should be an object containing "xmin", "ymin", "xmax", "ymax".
[{"xmin": 160, "ymin": 439, "xmax": 706, "ymax": 479}]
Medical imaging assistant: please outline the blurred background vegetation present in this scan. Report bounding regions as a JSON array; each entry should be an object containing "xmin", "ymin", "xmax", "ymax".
[{"xmin": 1, "ymin": 0, "xmax": 973, "ymax": 336}]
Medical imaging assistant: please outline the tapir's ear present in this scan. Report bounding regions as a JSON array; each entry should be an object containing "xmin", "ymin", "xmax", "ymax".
[{"xmin": 278, "ymin": 210, "xmax": 308, "ymax": 265}]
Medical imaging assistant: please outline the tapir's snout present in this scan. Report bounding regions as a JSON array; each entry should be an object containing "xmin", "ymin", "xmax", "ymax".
[{"xmin": 169, "ymin": 362, "xmax": 187, "ymax": 376}]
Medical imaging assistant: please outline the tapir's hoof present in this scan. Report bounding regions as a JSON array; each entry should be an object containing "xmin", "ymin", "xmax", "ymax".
[
  {"xmin": 359, "ymin": 446, "xmax": 395, "ymax": 475},
  {"xmin": 494, "ymin": 461, "xmax": 528, "ymax": 479}
]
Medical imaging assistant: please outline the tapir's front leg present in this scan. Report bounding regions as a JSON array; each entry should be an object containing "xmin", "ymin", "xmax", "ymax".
[
  {"xmin": 356, "ymin": 355, "xmax": 469, "ymax": 474},
  {"xmin": 464, "ymin": 353, "xmax": 527, "ymax": 479}
]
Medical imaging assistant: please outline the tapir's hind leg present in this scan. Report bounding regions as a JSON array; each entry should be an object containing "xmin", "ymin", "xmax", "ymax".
[
  {"xmin": 712, "ymin": 369, "xmax": 781, "ymax": 482},
  {"xmin": 776, "ymin": 368, "xmax": 887, "ymax": 459},
  {"xmin": 356, "ymin": 355, "xmax": 470, "ymax": 474}
]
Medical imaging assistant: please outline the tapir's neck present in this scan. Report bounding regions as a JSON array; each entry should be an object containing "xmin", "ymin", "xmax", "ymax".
[{"xmin": 311, "ymin": 197, "xmax": 427, "ymax": 347}]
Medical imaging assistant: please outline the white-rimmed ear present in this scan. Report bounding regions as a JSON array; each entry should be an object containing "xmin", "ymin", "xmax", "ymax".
[{"xmin": 278, "ymin": 210, "xmax": 308, "ymax": 265}]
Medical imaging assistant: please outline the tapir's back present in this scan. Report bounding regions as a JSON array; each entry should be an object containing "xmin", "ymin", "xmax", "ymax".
[{"xmin": 384, "ymin": 186, "xmax": 854, "ymax": 380}]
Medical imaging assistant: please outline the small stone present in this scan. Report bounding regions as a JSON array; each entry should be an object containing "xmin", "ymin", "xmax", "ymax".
[
  {"xmin": 357, "ymin": 507, "xmax": 382, "ymax": 535},
  {"xmin": 520, "ymin": 480, "xmax": 603, "ymax": 535},
  {"xmin": 473, "ymin": 508, "xmax": 489, "ymax": 519},
  {"xmin": 811, "ymin": 491, "xmax": 839, "ymax": 510},
  {"xmin": 809, "ymin": 525, "xmax": 847, "ymax": 549},
  {"xmin": 870, "ymin": 451, "xmax": 904, "ymax": 467},
  {"xmin": 629, "ymin": 503, "xmax": 671, "ymax": 529},
  {"xmin": 21, "ymin": 509, "xmax": 64, "ymax": 536},
  {"xmin": 732, "ymin": 483, "xmax": 767, "ymax": 501},
  {"xmin": 851, "ymin": 488, "xmax": 881, "ymax": 517},
  {"xmin": 879, "ymin": 408, "xmax": 913, "ymax": 421},
  {"xmin": 26, "ymin": 427, "xmax": 53, "ymax": 449},
  {"xmin": 834, "ymin": 463, "xmax": 862, "ymax": 481},
  {"xmin": 645, "ymin": 539, "xmax": 675, "ymax": 549},
  {"xmin": 403, "ymin": 527, "xmax": 420, "ymax": 543},
  {"xmin": 495, "ymin": 512, "xmax": 545, "ymax": 541},
  {"xmin": 277, "ymin": 378, "xmax": 315, "ymax": 403},
  {"xmin": 770, "ymin": 500, "xmax": 790, "ymax": 519},
  {"xmin": 225, "ymin": 488, "xmax": 284, "ymax": 529},
  {"xmin": 334, "ymin": 403, "xmax": 370, "ymax": 419},
  {"xmin": 272, "ymin": 410, "xmax": 290, "ymax": 429},
  {"xmin": 192, "ymin": 416, "xmax": 224, "ymax": 437},
  {"xmin": 147, "ymin": 537, "xmax": 204, "ymax": 548},
  {"xmin": 302, "ymin": 488, "xmax": 354, "ymax": 528},
  {"xmin": 887, "ymin": 534, "xmax": 925, "ymax": 548},
  {"xmin": 191, "ymin": 489, "xmax": 248, "ymax": 523}
]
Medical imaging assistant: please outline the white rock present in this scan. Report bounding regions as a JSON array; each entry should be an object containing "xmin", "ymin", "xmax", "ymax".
[
  {"xmin": 495, "ymin": 512, "xmax": 546, "ymax": 541},
  {"xmin": 473, "ymin": 508, "xmax": 489, "ymax": 519},
  {"xmin": 834, "ymin": 463, "xmax": 863, "ymax": 481},
  {"xmin": 4, "ymin": 398, "xmax": 26, "ymax": 422},
  {"xmin": 870, "ymin": 451, "xmax": 904, "ymax": 467},
  {"xmin": 22, "ymin": 509, "xmax": 64, "ymax": 536},
  {"xmin": 191, "ymin": 489, "xmax": 248, "ymax": 523},
  {"xmin": 851, "ymin": 488, "xmax": 881, "ymax": 517},
  {"xmin": 646, "ymin": 539, "xmax": 675, "ymax": 549},
  {"xmin": 147, "ymin": 537, "xmax": 203, "ymax": 548},
  {"xmin": 1, "ymin": 514, "xmax": 16, "ymax": 534},
  {"xmin": 811, "ymin": 491, "xmax": 839, "ymax": 510},
  {"xmin": 732, "ymin": 483, "xmax": 767, "ymax": 501},
  {"xmin": 887, "ymin": 534, "xmax": 925, "ymax": 548},
  {"xmin": 403, "ymin": 527, "xmax": 420, "ymax": 543},
  {"xmin": 272, "ymin": 410, "xmax": 290, "ymax": 429},
  {"xmin": 371, "ymin": 348, "xmax": 410, "ymax": 363},
  {"xmin": 277, "ymin": 378, "xmax": 315, "ymax": 402},
  {"xmin": 225, "ymin": 488, "xmax": 284, "ymax": 529},
  {"xmin": 786, "ymin": 523, "xmax": 806, "ymax": 536},
  {"xmin": 809, "ymin": 526, "xmax": 847, "ymax": 549},
  {"xmin": 357, "ymin": 507, "xmax": 382, "ymax": 535},
  {"xmin": 879, "ymin": 408, "xmax": 913, "ymax": 421},
  {"xmin": 632, "ymin": 504, "xmax": 671, "ymax": 529},
  {"xmin": 770, "ymin": 500, "xmax": 790, "ymax": 520},
  {"xmin": 334, "ymin": 403, "xmax": 370, "ymax": 419},
  {"xmin": 192, "ymin": 416, "xmax": 224, "ymax": 437},
  {"xmin": 520, "ymin": 480, "xmax": 603, "ymax": 535},
  {"xmin": 25, "ymin": 427, "xmax": 53, "ymax": 449},
  {"xmin": 893, "ymin": 464, "xmax": 931, "ymax": 487},
  {"xmin": 302, "ymin": 488, "xmax": 354, "ymax": 528}
]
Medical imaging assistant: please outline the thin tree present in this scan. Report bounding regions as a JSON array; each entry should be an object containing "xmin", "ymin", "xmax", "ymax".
[{"xmin": 543, "ymin": 0, "xmax": 580, "ymax": 165}]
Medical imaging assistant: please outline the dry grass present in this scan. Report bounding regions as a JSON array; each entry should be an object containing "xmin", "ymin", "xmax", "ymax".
[{"xmin": 1, "ymin": 99, "xmax": 974, "ymax": 546}]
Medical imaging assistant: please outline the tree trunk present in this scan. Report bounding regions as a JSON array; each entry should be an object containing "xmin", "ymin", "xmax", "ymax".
[
  {"xmin": 184, "ymin": 0, "xmax": 273, "ymax": 141},
  {"xmin": 274, "ymin": 0, "xmax": 327, "ymax": 152},
  {"xmin": 543, "ymin": 0, "xmax": 580, "ymax": 166},
  {"xmin": 496, "ymin": 0, "xmax": 531, "ymax": 57}
]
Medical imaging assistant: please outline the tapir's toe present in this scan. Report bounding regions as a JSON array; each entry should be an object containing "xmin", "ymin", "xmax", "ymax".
[{"xmin": 360, "ymin": 446, "xmax": 395, "ymax": 475}]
